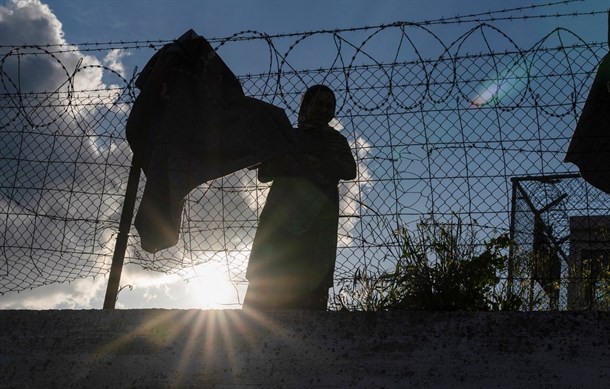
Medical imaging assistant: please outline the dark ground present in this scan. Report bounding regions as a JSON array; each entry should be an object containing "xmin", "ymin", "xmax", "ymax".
[{"xmin": 1, "ymin": 310, "xmax": 609, "ymax": 388}]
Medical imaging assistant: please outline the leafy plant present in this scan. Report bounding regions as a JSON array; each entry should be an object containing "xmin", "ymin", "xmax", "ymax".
[
  {"xmin": 333, "ymin": 266, "xmax": 388, "ymax": 311},
  {"xmin": 571, "ymin": 254, "xmax": 610, "ymax": 310},
  {"xmin": 335, "ymin": 215, "xmax": 528, "ymax": 311}
]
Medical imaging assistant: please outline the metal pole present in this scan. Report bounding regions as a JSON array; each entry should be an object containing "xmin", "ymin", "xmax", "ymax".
[
  {"xmin": 103, "ymin": 151, "xmax": 142, "ymax": 309},
  {"xmin": 508, "ymin": 178, "xmax": 518, "ymax": 295}
]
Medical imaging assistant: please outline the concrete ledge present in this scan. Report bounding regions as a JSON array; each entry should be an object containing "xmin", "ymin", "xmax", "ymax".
[{"xmin": 1, "ymin": 310, "xmax": 609, "ymax": 388}]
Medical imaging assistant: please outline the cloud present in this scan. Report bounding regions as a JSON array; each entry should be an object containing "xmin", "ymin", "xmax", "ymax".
[
  {"xmin": 0, "ymin": 0, "xmax": 132, "ymax": 297},
  {"xmin": 0, "ymin": 0, "xmax": 104, "ymax": 93},
  {"xmin": 338, "ymin": 134, "xmax": 372, "ymax": 246},
  {"xmin": 0, "ymin": 275, "xmax": 106, "ymax": 309},
  {"xmin": 0, "ymin": 261, "xmax": 243, "ymax": 309},
  {"xmin": 0, "ymin": 0, "xmax": 64, "ymax": 47},
  {"xmin": 103, "ymin": 49, "xmax": 130, "ymax": 78},
  {"xmin": 329, "ymin": 117, "xmax": 343, "ymax": 131}
]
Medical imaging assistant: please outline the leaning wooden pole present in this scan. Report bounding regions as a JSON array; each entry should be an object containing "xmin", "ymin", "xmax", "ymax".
[{"xmin": 103, "ymin": 151, "xmax": 142, "ymax": 309}]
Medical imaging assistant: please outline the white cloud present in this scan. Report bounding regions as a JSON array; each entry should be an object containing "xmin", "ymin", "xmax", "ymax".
[
  {"xmin": 0, "ymin": 0, "xmax": 105, "ymax": 93},
  {"xmin": 103, "ymin": 49, "xmax": 130, "ymax": 78},
  {"xmin": 0, "ymin": 275, "xmax": 106, "ymax": 309},
  {"xmin": 0, "ymin": 0, "xmax": 132, "ymax": 302},
  {"xmin": 0, "ymin": 0, "xmax": 64, "ymax": 46},
  {"xmin": 338, "ymin": 135, "xmax": 372, "ymax": 246},
  {"xmin": 0, "ymin": 262, "xmax": 245, "ymax": 310},
  {"xmin": 329, "ymin": 117, "xmax": 344, "ymax": 131}
]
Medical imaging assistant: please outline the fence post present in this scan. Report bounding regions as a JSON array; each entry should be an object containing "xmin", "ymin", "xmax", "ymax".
[
  {"xmin": 508, "ymin": 177, "xmax": 518, "ymax": 296},
  {"xmin": 103, "ymin": 152, "xmax": 142, "ymax": 309}
]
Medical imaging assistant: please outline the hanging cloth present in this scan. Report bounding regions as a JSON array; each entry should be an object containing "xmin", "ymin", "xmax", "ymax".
[
  {"xmin": 565, "ymin": 52, "xmax": 610, "ymax": 194},
  {"xmin": 126, "ymin": 29, "xmax": 296, "ymax": 253}
]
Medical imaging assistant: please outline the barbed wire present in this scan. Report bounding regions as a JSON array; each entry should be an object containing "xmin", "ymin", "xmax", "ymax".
[
  {"xmin": 1, "ymin": 15, "xmax": 609, "ymax": 311},
  {"xmin": 0, "ymin": 0, "xmax": 600, "ymax": 51}
]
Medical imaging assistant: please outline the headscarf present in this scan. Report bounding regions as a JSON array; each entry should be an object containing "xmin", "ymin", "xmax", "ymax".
[{"xmin": 297, "ymin": 85, "xmax": 336, "ymax": 129}]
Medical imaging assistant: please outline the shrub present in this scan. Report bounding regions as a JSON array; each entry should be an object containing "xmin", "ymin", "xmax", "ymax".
[{"xmin": 335, "ymin": 215, "xmax": 526, "ymax": 311}]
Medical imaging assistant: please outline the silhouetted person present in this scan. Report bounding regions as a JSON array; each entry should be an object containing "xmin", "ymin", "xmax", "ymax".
[{"xmin": 243, "ymin": 85, "xmax": 357, "ymax": 310}]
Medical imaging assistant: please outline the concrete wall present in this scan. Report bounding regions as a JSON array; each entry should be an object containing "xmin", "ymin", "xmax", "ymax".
[{"xmin": 1, "ymin": 310, "xmax": 609, "ymax": 388}]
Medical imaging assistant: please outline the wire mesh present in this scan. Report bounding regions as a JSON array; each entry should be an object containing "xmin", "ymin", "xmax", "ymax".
[
  {"xmin": 1, "ymin": 18, "xmax": 609, "ymax": 310},
  {"xmin": 511, "ymin": 175, "xmax": 610, "ymax": 310}
]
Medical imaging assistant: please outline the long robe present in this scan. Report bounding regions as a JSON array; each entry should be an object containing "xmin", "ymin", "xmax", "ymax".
[{"xmin": 244, "ymin": 126, "xmax": 357, "ymax": 309}]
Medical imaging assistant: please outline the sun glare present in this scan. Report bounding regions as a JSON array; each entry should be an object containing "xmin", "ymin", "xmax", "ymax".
[{"xmin": 185, "ymin": 263, "xmax": 242, "ymax": 309}]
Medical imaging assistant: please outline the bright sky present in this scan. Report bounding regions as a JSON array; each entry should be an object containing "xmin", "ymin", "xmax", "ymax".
[{"xmin": 0, "ymin": 0, "xmax": 607, "ymax": 310}]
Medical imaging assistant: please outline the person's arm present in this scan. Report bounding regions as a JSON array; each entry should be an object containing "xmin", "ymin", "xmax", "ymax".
[
  {"xmin": 323, "ymin": 133, "xmax": 357, "ymax": 180},
  {"xmin": 257, "ymin": 154, "xmax": 312, "ymax": 183}
]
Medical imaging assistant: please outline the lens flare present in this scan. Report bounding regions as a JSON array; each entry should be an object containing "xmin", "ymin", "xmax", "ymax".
[{"xmin": 470, "ymin": 60, "xmax": 528, "ymax": 108}]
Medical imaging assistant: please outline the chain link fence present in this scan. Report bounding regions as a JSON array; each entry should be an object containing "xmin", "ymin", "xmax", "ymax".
[
  {"xmin": 511, "ymin": 174, "xmax": 610, "ymax": 310},
  {"xmin": 1, "ymin": 21, "xmax": 609, "ymax": 309}
]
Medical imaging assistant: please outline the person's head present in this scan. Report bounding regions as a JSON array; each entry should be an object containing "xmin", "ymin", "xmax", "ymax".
[{"xmin": 297, "ymin": 85, "xmax": 336, "ymax": 128}]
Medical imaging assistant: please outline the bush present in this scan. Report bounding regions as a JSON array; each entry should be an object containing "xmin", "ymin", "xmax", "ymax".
[{"xmin": 335, "ymin": 215, "xmax": 526, "ymax": 311}]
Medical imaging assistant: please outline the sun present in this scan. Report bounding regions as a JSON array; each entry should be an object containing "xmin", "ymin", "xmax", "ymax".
[{"xmin": 184, "ymin": 263, "xmax": 242, "ymax": 309}]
